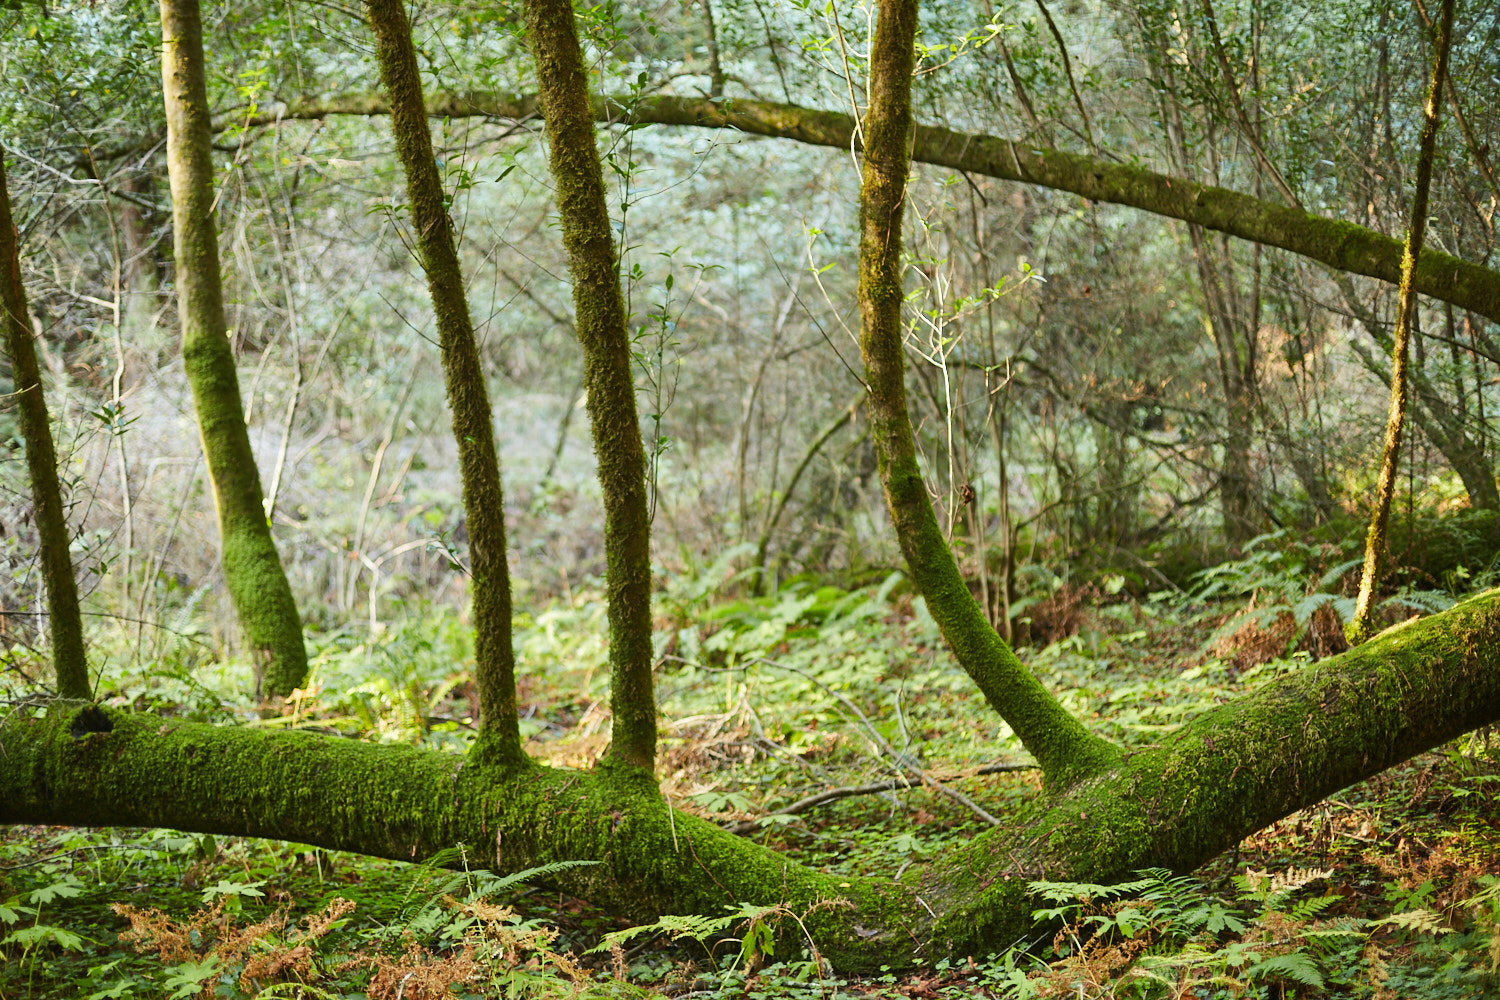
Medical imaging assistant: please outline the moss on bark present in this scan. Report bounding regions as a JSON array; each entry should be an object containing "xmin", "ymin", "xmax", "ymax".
[
  {"xmin": 523, "ymin": 0, "xmax": 657, "ymax": 770},
  {"xmin": 363, "ymin": 0, "xmax": 521, "ymax": 762},
  {"xmin": 854, "ymin": 0, "xmax": 1117, "ymax": 788},
  {"xmin": 1348, "ymin": 0, "xmax": 1455, "ymax": 645},
  {"xmin": 159, "ymin": 0, "xmax": 306, "ymax": 696},
  {"xmin": 0, "ymin": 157, "xmax": 89, "ymax": 699},
  {"xmin": 254, "ymin": 92, "xmax": 1500, "ymax": 327},
  {"xmin": 5, "ymin": 589, "xmax": 1499, "ymax": 968}
]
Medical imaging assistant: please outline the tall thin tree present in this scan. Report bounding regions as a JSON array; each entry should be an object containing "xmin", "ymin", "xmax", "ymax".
[
  {"xmin": 524, "ymin": 0, "xmax": 658, "ymax": 770},
  {"xmin": 854, "ymin": 0, "xmax": 1117, "ymax": 788},
  {"xmin": 1347, "ymin": 0, "xmax": 1456, "ymax": 646},
  {"xmin": 363, "ymin": 0, "xmax": 521, "ymax": 762},
  {"xmin": 0, "ymin": 156, "xmax": 89, "ymax": 699},
  {"xmin": 159, "ymin": 0, "xmax": 307, "ymax": 695}
]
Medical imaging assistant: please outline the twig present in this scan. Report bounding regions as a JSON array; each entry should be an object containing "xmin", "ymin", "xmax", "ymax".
[{"xmin": 728, "ymin": 762, "xmax": 1033, "ymax": 834}]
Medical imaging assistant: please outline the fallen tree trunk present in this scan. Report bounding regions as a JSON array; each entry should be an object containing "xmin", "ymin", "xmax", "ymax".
[
  {"xmin": 241, "ymin": 92, "xmax": 1500, "ymax": 326},
  {"xmin": 6, "ymin": 588, "xmax": 1498, "ymax": 970}
]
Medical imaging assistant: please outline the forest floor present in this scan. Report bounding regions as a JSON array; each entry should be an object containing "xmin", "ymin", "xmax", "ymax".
[{"xmin": 3, "ymin": 555, "xmax": 1498, "ymax": 998}]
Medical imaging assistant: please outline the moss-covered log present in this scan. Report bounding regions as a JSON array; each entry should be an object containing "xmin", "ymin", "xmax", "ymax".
[
  {"xmin": 159, "ymin": 0, "xmax": 307, "ymax": 696},
  {"xmin": 5, "ymin": 589, "xmax": 1498, "ymax": 970},
  {"xmin": 246, "ymin": 92, "xmax": 1500, "ymax": 327}
]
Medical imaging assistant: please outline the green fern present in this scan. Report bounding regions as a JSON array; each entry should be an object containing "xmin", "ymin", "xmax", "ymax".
[{"xmin": 1243, "ymin": 950, "xmax": 1325, "ymax": 989}]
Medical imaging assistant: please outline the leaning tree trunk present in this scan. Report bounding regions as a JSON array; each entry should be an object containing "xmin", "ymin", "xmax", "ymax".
[
  {"xmin": 159, "ymin": 0, "xmax": 307, "ymax": 696},
  {"xmin": 1348, "ymin": 0, "xmax": 1455, "ymax": 646},
  {"xmin": 363, "ymin": 0, "xmax": 520, "ymax": 762},
  {"xmin": 5, "ymin": 589, "xmax": 1499, "ymax": 969},
  {"xmin": 0, "ymin": 156, "xmax": 89, "ymax": 699},
  {"xmin": 853, "ymin": 0, "xmax": 1117, "ymax": 789}
]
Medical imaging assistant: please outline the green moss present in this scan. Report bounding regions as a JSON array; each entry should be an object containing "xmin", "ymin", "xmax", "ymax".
[
  {"xmin": 162, "ymin": 0, "xmax": 306, "ymax": 697},
  {"xmin": 523, "ymin": 0, "xmax": 656, "ymax": 769}
]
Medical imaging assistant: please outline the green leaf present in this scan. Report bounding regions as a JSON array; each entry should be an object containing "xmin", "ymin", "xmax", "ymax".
[
  {"xmin": 3, "ymin": 923, "xmax": 86, "ymax": 951},
  {"xmin": 28, "ymin": 877, "xmax": 84, "ymax": 904},
  {"xmin": 201, "ymin": 878, "xmax": 266, "ymax": 903},
  {"xmin": 164, "ymin": 957, "xmax": 219, "ymax": 1000},
  {"xmin": 0, "ymin": 899, "xmax": 33, "ymax": 924}
]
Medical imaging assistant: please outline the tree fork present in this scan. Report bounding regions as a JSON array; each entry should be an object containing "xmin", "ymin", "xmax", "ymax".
[
  {"xmin": 247, "ymin": 93, "xmax": 1500, "ymax": 327},
  {"xmin": 159, "ymin": 0, "xmax": 307, "ymax": 696},
  {"xmin": 1347, "ymin": 0, "xmax": 1455, "ymax": 646},
  {"xmin": 0, "ymin": 156, "xmax": 89, "ymax": 699},
  {"xmin": 523, "ymin": 0, "xmax": 657, "ymax": 769},
  {"xmin": 854, "ymin": 0, "xmax": 1118, "ymax": 787},
  {"xmin": 5, "ymin": 589, "xmax": 1499, "ymax": 969},
  {"xmin": 363, "ymin": 0, "xmax": 521, "ymax": 761}
]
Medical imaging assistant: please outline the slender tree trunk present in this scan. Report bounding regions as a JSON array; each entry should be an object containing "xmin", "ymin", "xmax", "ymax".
[
  {"xmin": 853, "ymin": 0, "xmax": 1117, "ymax": 788},
  {"xmin": 0, "ymin": 157, "xmax": 89, "ymax": 699},
  {"xmin": 1348, "ymin": 0, "xmax": 1455, "ymax": 646},
  {"xmin": 159, "ymin": 0, "xmax": 306, "ymax": 696},
  {"xmin": 363, "ymin": 0, "xmax": 521, "ymax": 761},
  {"xmin": 524, "ymin": 0, "xmax": 657, "ymax": 770}
]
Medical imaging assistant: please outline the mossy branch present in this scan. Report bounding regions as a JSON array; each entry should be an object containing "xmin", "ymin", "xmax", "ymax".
[
  {"xmin": 854, "ymin": 0, "xmax": 1117, "ymax": 788},
  {"xmin": 159, "ymin": 0, "xmax": 306, "ymax": 696},
  {"xmin": 245, "ymin": 92, "xmax": 1500, "ymax": 327},
  {"xmin": 1347, "ymin": 0, "xmax": 1455, "ymax": 646},
  {"xmin": 522, "ymin": 0, "xmax": 657, "ymax": 770}
]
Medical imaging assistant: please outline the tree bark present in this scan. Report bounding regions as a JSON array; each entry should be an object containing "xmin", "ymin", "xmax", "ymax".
[
  {"xmin": 363, "ymin": 0, "xmax": 521, "ymax": 761},
  {"xmin": 852, "ymin": 0, "xmax": 1118, "ymax": 789},
  {"xmin": 159, "ymin": 0, "xmax": 307, "ymax": 696},
  {"xmin": 523, "ymin": 0, "xmax": 657, "ymax": 770},
  {"xmin": 0, "ymin": 156, "xmax": 89, "ymax": 699},
  {"xmin": 247, "ymin": 92, "xmax": 1500, "ymax": 326},
  {"xmin": 5, "ymin": 589, "xmax": 1498, "ymax": 969},
  {"xmin": 1348, "ymin": 0, "xmax": 1455, "ymax": 646}
]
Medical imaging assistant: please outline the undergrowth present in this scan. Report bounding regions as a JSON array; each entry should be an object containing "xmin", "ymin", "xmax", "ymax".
[{"xmin": 4, "ymin": 537, "xmax": 1500, "ymax": 998}]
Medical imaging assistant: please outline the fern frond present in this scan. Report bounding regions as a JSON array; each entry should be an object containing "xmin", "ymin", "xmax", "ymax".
[
  {"xmin": 1316, "ymin": 557, "xmax": 1364, "ymax": 590},
  {"xmin": 1243, "ymin": 951, "xmax": 1324, "ymax": 989},
  {"xmin": 1382, "ymin": 589, "xmax": 1455, "ymax": 616}
]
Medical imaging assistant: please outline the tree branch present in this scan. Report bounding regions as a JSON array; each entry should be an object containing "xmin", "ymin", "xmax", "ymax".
[{"xmin": 241, "ymin": 92, "xmax": 1500, "ymax": 325}]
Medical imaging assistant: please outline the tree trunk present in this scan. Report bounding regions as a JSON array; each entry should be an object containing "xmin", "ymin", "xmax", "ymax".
[
  {"xmin": 524, "ymin": 0, "xmax": 657, "ymax": 770},
  {"xmin": 0, "ymin": 156, "xmax": 89, "ymax": 699},
  {"xmin": 159, "ymin": 0, "xmax": 307, "ymax": 696},
  {"xmin": 363, "ymin": 0, "xmax": 521, "ymax": 761},
  {"xmin": 1348, "ymin": 0, "xmax": 1455, "ymax": 645},
  {"xmin": 5, "ymin": 590, "xmax": 1498, "ymax": 969},
  {"xmin": 852, "ymin": 0, "xmax": 1117, "ymax": 789},
  {"xmin": 253, "ymin": 92, "xmax": 1500, "ymax": 327}
]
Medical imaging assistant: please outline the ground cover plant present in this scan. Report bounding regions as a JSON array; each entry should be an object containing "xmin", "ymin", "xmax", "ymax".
[
  {"xmin": 4, "ymin": 0, "xmax": 1500, "ymax": 995},
  {"xmin": 4, "ymin": 567, "xmax": 1499, "ymax": 997}
]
